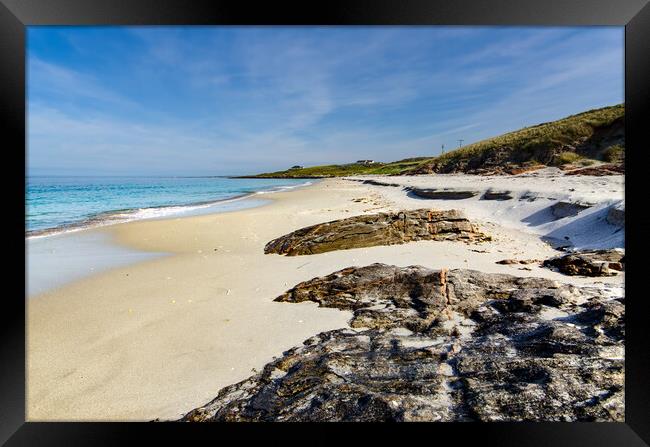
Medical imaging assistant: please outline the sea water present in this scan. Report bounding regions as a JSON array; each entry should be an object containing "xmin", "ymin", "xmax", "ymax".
[
  {"xmin": 26, "ymin": 176, "xmax": 311, "ymax": 236},
  {"xmin": 26, "ymin": 176, "xmax": 312, "ymax": 296}
]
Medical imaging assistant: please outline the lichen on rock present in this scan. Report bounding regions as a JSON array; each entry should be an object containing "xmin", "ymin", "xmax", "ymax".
[{"xmin": 264, "ymin": 209, "xmax": 490, "ymax": 256}]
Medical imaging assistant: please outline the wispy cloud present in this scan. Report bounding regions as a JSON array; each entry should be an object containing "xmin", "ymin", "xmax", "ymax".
[
  {"xmin": 27, "ymin": 26, "xmax": 624, "ymax": 175},
  {"xmin": 28, "ymin": 57, "xmax": 136, "ymax": 108}
]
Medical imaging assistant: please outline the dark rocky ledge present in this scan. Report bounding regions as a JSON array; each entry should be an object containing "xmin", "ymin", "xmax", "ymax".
[
  {"xmin": 495, "ymin": 258, "xmax": 540, "ymax": 265},
  {"xmin": 264, "ymin": 209, "xmax": 490, "ymax": 256},
  {"xmin": 550, "ymin": 201, "xmax": 593, "ymax": 219},
  {"xmin": 481, "ymin": 189, "xmax": 513, "ymax": 200},
  {"xmin": 563, "ymin": 164, "xmax": 624, "ymax": 176},
  {"xmin": 543, "ymin": 249, "xmax": 625, "ymax": 276},
  {"xmin": 180, "ymin": 264, "xmax": 623, "ymax": 422},
  {"xmin": 361, "ymin": 179, "xmax": 401, "ymax": 187},
  {"xmin": 408, "ymin": 188, "xmax": 479, "ymax": 200}
]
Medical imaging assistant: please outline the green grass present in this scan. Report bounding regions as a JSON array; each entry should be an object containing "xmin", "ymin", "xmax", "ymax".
[
  {"xmin": 410, "ymin": 104, "xmax": 623, "ymax": 173},
  {"xmin": 248, "ymin": 158, "xmax": 430, "ymax": 178},
  {"xmin": 552, "ymin": 152, "xmax": 583, "ymax": 166},
  {"xmin": 603, "ymin": 144, "xmax": 625, "ymax": 163},
  {"xmin": 576, "ymin": 158, "xmax": 597, "ymax": 167},
  {"xmin": 246, "ymin": 104, "xmax": 624, "ymax": 178}
]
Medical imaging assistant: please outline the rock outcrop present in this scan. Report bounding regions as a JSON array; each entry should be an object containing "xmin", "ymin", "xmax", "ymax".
[
  {"xmin": 495, "ymin": 259, "xmax": 540, "ymax": 265},
  {"xmin": 543, "ymin": 249, "xmax": 625, "ymax": 276},
  {"xmin": 606, "ymin": 203, "xmax": 625, "ymax": 227},
  {"xmin": 563, "ymin": 164, "xmax": 624, "ymax": 176},
  {"xmin": 481, "ymin": 189, "xmax": 513, "ymax": 200},
  {"xmin": 264, "ymin": 209, "xmax": 490, "ymax": 256},
  {"xmin": 180, "ymin": 264, "xmax": 624, "ymax": 422},
  {"xmin": 408, "ymin": 188, "xmax": 479, "ymax": 200},
  {"xmin": 408, "ymin": 162, "xmax": 547, "ymax": 176},
  {"xmin": 551, "ymin": 201, "xmax": 593, "ymax": 219},
  {"xmin": 361, "ymin": 179, "xmax": 401, "ymax": 187}
]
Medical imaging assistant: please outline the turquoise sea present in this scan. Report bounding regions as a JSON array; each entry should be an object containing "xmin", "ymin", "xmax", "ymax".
[{"xmin": 26, "ymin": 176, "xmax": 311, "ymax": 236}]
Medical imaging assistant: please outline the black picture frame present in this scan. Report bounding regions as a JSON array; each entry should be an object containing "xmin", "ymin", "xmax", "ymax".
[{"xmin": 2, "ymin": 0, "xmax": 649, "ymax": 444}]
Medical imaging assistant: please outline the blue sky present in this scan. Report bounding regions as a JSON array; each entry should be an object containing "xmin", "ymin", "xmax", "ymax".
[{"xmin": 27, "ymin": 26, "xmax": 624, "ymax": 176}]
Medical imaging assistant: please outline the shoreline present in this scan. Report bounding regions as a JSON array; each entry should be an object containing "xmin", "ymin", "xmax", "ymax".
[
  {"xmin": 26, "ymin": 192, "xmax": 254, "ymax": 239},
  {"xmin": 27, "ymin": 178, "xmax": 316, "ymax": 240},
  {"xmin": 26, "ymin": 180, "xmax": 316, "ymax": 296},
  {"xmin": 26, "ymin": 230, "xmax": 166, "ymax": 298},
  {"xmin": 27, "ymin": 175, "xmax": 624, "ymax": 421}
]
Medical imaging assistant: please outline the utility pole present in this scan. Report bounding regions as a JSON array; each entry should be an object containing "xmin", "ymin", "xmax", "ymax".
[{"xmin": 458, "ymin": 139, "xmax": 464, "ymax": 148}]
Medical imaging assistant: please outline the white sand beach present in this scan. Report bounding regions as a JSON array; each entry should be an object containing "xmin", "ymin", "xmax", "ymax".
[{"xmin": 26, "ymin": 171, "xmax": 624, "ymax": 421}]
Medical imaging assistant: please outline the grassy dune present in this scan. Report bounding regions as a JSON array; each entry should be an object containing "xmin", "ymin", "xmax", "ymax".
[
  {"xmin": 409, "ymin": 104, "xmax": 624, "ymax": 174},
  {"xmin": 246, "ymin": 104, "xmax": 624, "ymax": 178}
]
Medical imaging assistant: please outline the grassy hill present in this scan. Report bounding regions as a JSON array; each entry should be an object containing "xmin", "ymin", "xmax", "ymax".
[
  {"xmin": 408, "ymin": 104, "xmax": 624, "ymax": 175},
  {"xmin": 243, "ymin": 157, "xmax": 431, "ymax": 178},
  {"xmin": 245, "ymin": 104, "xmax": 624, "ymax": 178}
]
